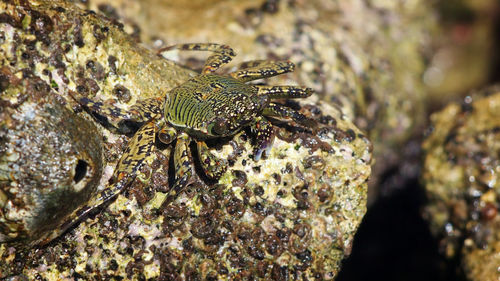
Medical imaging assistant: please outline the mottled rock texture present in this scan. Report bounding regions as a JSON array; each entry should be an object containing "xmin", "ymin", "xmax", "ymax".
[
  {"xmin": 423, "ymin": 88, "xmax": 500, "ymax": 281},
  {"xmin": 0, "ymin": 1, "xmax": 371, "ymax": 279},
  {"xmin": 81, "ymin": 0, "xmax": 435, "ymax": 199}
]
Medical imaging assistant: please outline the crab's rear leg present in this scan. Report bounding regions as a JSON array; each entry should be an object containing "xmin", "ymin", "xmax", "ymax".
[
  {"xmin": 70, "ymin": 90, "xmax": 163, "ymax": 129},
  {"xmin": 197, "ymin": 141, "xmax": 227, "ymax": 180},
  {"xmin": 158, "ymin": 43, "xmax": 236, "ymax": 74},
  {"xmin": 70, "ymin": 119, "xmax": 158, "ymax": 221},
  {"xmin": 229, "ymin": 61, "xmax": 295, "ymax": 82},
  {"xmin": 251, "ymin": 116, "xmax": 275, "ymax": 161}
]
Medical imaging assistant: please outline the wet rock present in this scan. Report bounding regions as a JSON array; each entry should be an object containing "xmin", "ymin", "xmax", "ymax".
[
  {"xmin": 0, "ymin": 1, "xmax": 371, "ymax": 280},
  {"xmin": 89, "ymin": 0, "xmax": 434, "ymax": 200},
  {"xmin": 422, "ymin": 89, "xmax": 500, "ymax": 281},
  {"xmin": 0, "ymin": 71, "xmax": 103, "ymax": 245}
]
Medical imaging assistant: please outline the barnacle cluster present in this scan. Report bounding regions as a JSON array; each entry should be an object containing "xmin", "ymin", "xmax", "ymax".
[
  {"xmin": 0, "ymin": 1, "xmax": 371, "ymax": 279},
  {"xmin": 423, "ymin": 89, "xmax": 500, "ymax": 281}
]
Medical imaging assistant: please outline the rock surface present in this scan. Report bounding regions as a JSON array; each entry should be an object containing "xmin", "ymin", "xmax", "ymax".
[
  {"xmin": 423, "ymin": 88, "xmax": 500, "ymax": 281},
  {"xmin": 0, "ymin": 1, "xmax": 371, "ymax": 279},
  {"xmin": 81, "ymin": 0, "xmax": 435, "ymax": 199},
  {"xmin": 0, "ymin": 71, "xmax": 103, "ymax": 245}
]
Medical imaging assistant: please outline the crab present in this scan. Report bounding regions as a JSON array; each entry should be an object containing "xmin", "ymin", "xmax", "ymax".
[{"xmin": 71, "ymin": 43, "xmax": 314, "ymax": 214}]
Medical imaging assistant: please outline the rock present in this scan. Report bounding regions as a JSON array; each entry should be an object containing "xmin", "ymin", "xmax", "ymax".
[
  {"xmin": 422, "ymin": 88, "xmax": 500, "ymax": 281},
  {"xmin": 0, "ymin": 1, "xmax": 371, "ymax": 279},
  {"xmin": 0, "ymin": 70, "xmax": 103, "ymax": 245},
  {"xmin": 82, "ymin": 0, "xmax": 435, "ymax": 199},
  {"xmin": 423, "ymin": 0, "xmax": 499, "ymax": 103},
  {"xmin": 0, "ymin": 0, "xmax": 192, "ymax": 248}
]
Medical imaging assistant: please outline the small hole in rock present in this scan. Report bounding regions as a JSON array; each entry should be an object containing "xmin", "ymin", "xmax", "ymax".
[{"xmin": 74, "ymin": 159, "xmax": 88, "ymax": 183}]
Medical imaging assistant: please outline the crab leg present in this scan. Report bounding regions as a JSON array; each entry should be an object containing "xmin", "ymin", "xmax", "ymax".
[
  {"xmin": 163, "ymin": 132, "xmax": 195, "ymax": 204},
  {"xmin": 71, "ymin": 120, "xmax": 158, "ymax": 221},
  {"xmin": 158, "ymin": 43, "xmax": 236, "ymax": 74},
  {"xmin": 197, "ymin": 141, "xmax": 227, "ymax": 180},
  {"xmin": 263, "ymin": 102, "xmax": 316, "ymax": 128},
  {"xmin": 114, "ymin": 119, "xmax": 158, "ymax": 176},
  {"xmin": 235, "ymin": 60, "xmax": 271, "ymax": 70},
  {"xmin": 230, "ymin": 61, "xmax": 295, "ymax": 82},
  {"xmin": 70, "ymin": 90, "xmax": 162, "ymax": 128},
  {"xmin": 251, "ymin": 116, "xmax": 275, "ymax": 161},
  {"xmin": 257, "ymin": 86, "xmax": 313, "ymax": 99}
]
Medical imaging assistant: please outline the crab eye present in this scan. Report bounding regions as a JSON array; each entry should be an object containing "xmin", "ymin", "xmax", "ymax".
[{"xmin": 211, "ymin": 117, "xmax": 229, "ymax": 135}]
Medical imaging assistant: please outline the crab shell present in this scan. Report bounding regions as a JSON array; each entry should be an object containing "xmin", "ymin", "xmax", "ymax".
[
  {"xmin": 164, "ymin": 74, "xmax": 268, "ymax": 139},
  {"xmin": 0, "ymin": 76, "xmax": 104, "ymax": 245}
]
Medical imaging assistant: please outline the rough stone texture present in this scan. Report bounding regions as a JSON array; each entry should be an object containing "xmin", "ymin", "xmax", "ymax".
[
  {"xmin": 0, "ymin": 0, "xmax": 192, "ymax": 248},
  {"xmin": 81, "ymin": 0, "xmax": 435, "ymax": 199},
  {"xmin": 0, "ymin": 1, "xmax": 371, "ymax": 279},
  {"xmin": 0, "ymin": 70, "xmax": 104, "ymax": 245},
  {"xmin": 422, "ymin": 88, "xmax": 500, "ymax": 281}
]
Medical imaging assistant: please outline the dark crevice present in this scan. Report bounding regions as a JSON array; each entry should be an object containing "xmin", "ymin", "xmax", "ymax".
[
  {"xmin": 73, "ymin": 159, "xmax": 88, "ymax": 183},
  {"xmin": 336, "ymin": 174, "xmax": 467, "ymax": 281}
]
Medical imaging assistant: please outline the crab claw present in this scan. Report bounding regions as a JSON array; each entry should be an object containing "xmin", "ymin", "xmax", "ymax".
[{"xmin": 197, "ymin": 141, "xmax": 228, "ymax": 180}]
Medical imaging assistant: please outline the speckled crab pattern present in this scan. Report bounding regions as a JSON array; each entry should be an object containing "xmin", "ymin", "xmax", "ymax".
[{"xmin": 70, "ymin": 43, "xmax": 314, "ymax": 216}]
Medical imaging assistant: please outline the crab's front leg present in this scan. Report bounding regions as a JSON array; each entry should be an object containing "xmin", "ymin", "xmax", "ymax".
[
  {"xmin": 251, "ymin": 116, "xmax": 275, "ymax": 161},
  {"xmin": 256, "ymin": 85, "xmax": 316, "ymax": 128},
  {"xmin": 70, "ymin": 90, "xmax": 163, "ymax": 130},
  {"xmin": 158, "ymin": 124, "xmax": 177, "ymax": 145},
  {"xmin": 197, "ymin": 141, "xmax": 227, "ymax": 180},
  {"xmin": 155, "ymin": 124, "xmax": 197, "ymax": 205}
]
